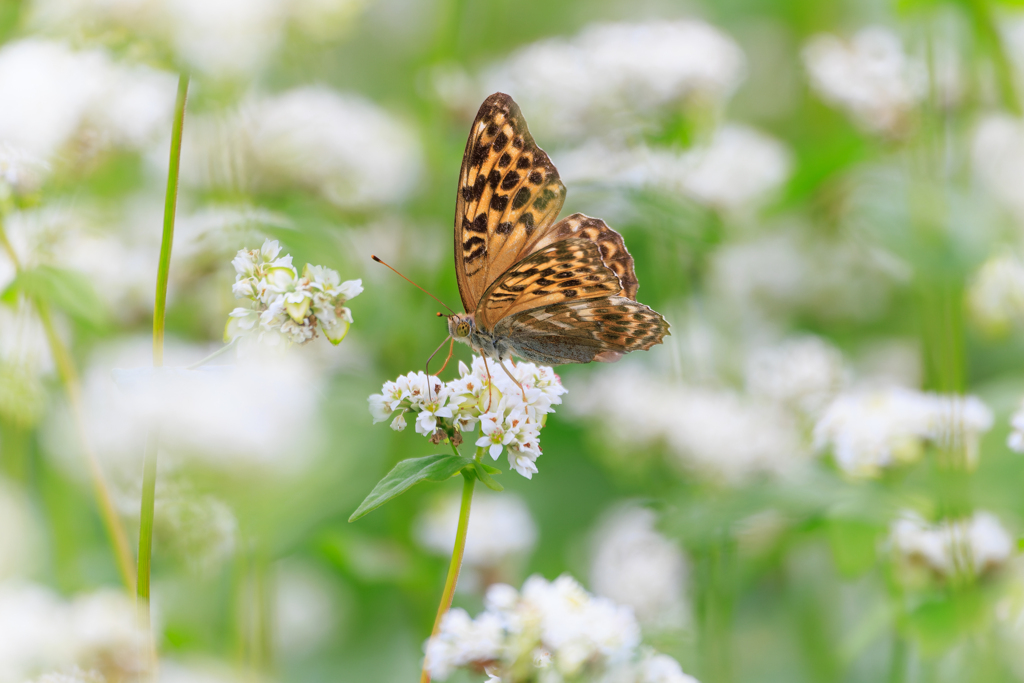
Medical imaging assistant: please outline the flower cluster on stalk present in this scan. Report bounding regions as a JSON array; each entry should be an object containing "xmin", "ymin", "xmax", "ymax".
[
  {"xmin": 368, "ymin": 356, "xmax": 567, "ymax": 479},
  {"xmin": 225, "ymin": 238, "xmax": 362, "ymax": 347},
  {"xmin": 424, "ymin": 574, "xmax": 698, "ymax": 683}
]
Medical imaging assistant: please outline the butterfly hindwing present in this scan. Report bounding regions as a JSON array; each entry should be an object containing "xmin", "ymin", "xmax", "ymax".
[
  {"xmin": 474, "ymin": 238, "xmax": 622, "ymax": 330},
  {"xmin": 494, "ymin": 297, "xmax": 671, "ymax": 364},
  {"xmin": 521, "ymin": 213, "xmax": 639, "ymax": 300},
  {"xmin": 455, "ymin": 93, "xmax": 567, "ymax": 312}
]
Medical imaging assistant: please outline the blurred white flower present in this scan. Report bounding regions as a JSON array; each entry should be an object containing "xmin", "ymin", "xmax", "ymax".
[
  {"xmin": 158, "ymin": 661, "xmax": 252, "ymax": 683},
  {"xmin": 49, "ymin": 337, "xmax": 325, "ymax": 485},
  {"xmin": 226, "ymin": 238, "xmax": 362, "ymax": 348},
  {"xmin": 972, "ymin": 115, "xmax": 1024, "ymax": 225},
  {"xmin": 590, "ymin": 505, "xmax": 688, "ymax": 632},
  {"xmin": 426, "ymin": 574, "xmax": 693, "ymax": 682},
  {"xmin": 274, "ymin": 562, "xmax": 341, "ymax": 656},
  {"xmin": 559, "ymin": 125, "xmax": 790, "ymax": 212},
  {"xmin": 0, "ymin": 39, "xmax": 176, "ymax": 163},
  {"xmin": 1005, "ymin": 397, "xmax": 1024, "ymax": 453},
  {"xmin": 0, "ymin": 143, "xmax": 49, "ymax": 197},
  {"xmin": 711, "ymin": 231, "xmax": 904, "ymax": 324},
  {"xmin": 803, "ymin": 27, "xmax": 926, "ymax": 136},
  {"xmin": 484, "ymin": 20, "xmax": 745, "ymax": 143},
  {"xmin": 573, "ymin": 366, "xmax": 808, "ymax": 485},
  {"xmin": 814, "ymin": 389, "xmax": 993, "ymax": 477},
  {"xmin": 891, "ymin": 510, "xmax": 1013, "ymax": 579},
  {"xmin": 0, "ymin": 478, "xmax": 40, "ymax": 580},
  {"xmin": 745, "ymin": 335, "xmax": 847, "ymax": 419},
  {"xmin": 180, "ymin": 87, "xmax": 422, "ymax": 209},
  {"xmin": 25, "ymin": 671, "xmax": 105, "ymax": 683},
  {"xmin": 0, "ymin": 583, "xmax": 147, "ymax": 683},
  {"xmin": 968, "ymin": 254, "xmax": 1024, "ymax": 334},
  {"xmin": 30, "ymin": 0, "xmax": 367, "ymax": 77},
  {"xmin": 415, "ymin": 491, "xmax": 536, "ymax": 591}
]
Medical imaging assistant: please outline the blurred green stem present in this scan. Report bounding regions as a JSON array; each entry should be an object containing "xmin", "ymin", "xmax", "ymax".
[
  {"xmin": 138, "ymin": 72, "xmax": 189, "ymax": 653},
  {"xmin": 420, "ymin": 444, "xmax": 479, "ymax": 683},
  {"xmin": 0, "ymin": 218, "xmax": 136, "ymax": 593},
  {"xmin": 965, "ymin": 0, "xmax": 1022, "ymax": 115}
]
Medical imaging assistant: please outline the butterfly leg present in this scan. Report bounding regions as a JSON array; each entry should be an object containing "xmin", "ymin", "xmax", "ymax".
[{"xmin": 498, "ymin": 359, "xmax": 527, "ymax": 403}]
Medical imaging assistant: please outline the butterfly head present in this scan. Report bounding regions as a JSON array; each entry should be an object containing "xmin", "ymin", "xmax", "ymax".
[{"xmin": 447, "ymin": 313, "xmax": 475, "ymax": 340}]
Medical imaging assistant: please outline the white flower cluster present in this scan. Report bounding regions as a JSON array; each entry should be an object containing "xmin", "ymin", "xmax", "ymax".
[
  {"xmin": 1006, "ymin": 398, "xmax": 1024, "ymax": 454},
  {"xmin": 802, "ymin": 27, "xmax": 926, "ymax": 136},
  {"xmin": 890, "ymin": 510, "xmax": 1013, "ymax": 580},
  {"xmin": 745, "ymin": 336, "xmax": 847, "ymax": 419},
  {"xmin": 557, "ymin": 125, "xmax": 791, "ymax": 213},
  {"xmin": 225, "ymin": 238, "xmax": 362, "ymax": 347},
  {"xmin": 368, "ymin": 356, "xmax": 567, "ymax": 479},
  {"xmin": 0, "ymin": 584, "xmax": 148, "ymax": 683},
  {"xmin": 590, "ymin": 505, "xmax": 688, "ymax": 632},
  {"xmin": 29, "ymin": 0, "xmax": 368, "ymax": 78},
  {"xmin": 813, "ymin": 388, "xmax": 994, "ymax": 477},
  {"xmin": 483, "ymin": 20, "xmax": 745, "ymax": 143},
  {"xmin": 0, "ymin": 39, "xmax": 176, "ymax": 166},
  {"xmin": 425, "ymin": 574, "xmax": 699, "ymax": 683},
  {"xmin": 967, "ymin": 254, "xmax": 1024, "ymax": 334},
  {"xmin": 181, "ymin": 87, "xmax": 422, "ymax": 209},
  {"xmin": 572, "ymin": 366, "xmax": 808, "ymax": 485}
]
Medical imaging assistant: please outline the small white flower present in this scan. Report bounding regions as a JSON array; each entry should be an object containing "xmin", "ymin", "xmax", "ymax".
[
  {"xmin": 368, "ymin": 394, "xmax": 393, "ymax": 424},
  {"xmin": 477, "ymin": 411, "xmax": 517, "ymax": 459},
  {"xmin": 890, "ymin": 510, "xmax": 1014, "ymax": 579},
  {"xmin": 390, "ymin": 412, "xmax": 407, "ymax": 432},
  {"xmin": 415, "ymin": 391, "xmax": 454, "ymax": 436}
]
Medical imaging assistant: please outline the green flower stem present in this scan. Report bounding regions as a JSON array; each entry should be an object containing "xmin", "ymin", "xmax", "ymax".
[
  {"xmin": 185, "ymin": 338, "xmax": 237, "ymax": 369},
  {"xmin": 39, "ymin": 301, "xmax": 138, "ymax": 591},
  {"xmin": 419, "ymin": 444, "xmax": 481, "ymax": 683},
  {"xmin": 966, "ymin": 0, "xmax": 1022, "ymax": 116},
  {"xmin": 0, "ymin": 218, "xmax": 136, "ymax": 593},
  {"xmin": 138, "ymin": 72, "xmax": 189, "ymax": 638}
]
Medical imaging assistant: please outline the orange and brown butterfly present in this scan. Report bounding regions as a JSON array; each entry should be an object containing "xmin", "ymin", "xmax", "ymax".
[{"xmin": 446, "ymin": 92, "xmax": 669, "ymax": 366}]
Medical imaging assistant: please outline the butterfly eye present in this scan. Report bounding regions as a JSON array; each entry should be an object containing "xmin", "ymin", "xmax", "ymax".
[{"xmin": 457, "ymin": 322, "xmax": 470, "ymax": 337}]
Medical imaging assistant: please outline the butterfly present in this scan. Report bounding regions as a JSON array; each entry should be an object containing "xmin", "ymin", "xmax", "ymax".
[{"xmin": 445, "ymin": 92, "xmax": 669, "ymax": 371}]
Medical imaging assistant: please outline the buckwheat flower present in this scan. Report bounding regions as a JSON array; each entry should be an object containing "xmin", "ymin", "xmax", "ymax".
[
  {"xmin": 477, "ymin": 409, "xmax": 520, "ymax": 459},
  {"xmin": 69, "ymin": 590, "xmax": 150, "ymax": 679},
  {"xmin": 590, "ymin": 505, "xmax": 688, "ymax": 632},
  {"xmin": 483, "ymin": 20, "xmax": 745, "ymax": 143},
  {"xmin": 225, "ymin": 238, "xmax": 361, "ymax": 347},
  {"xmin": 815, "ymin": 389, "xmax": 993, "ymax": 477},
  {"xmin": 416, "ymin": 387, "xmax": 454, "ymax": 436},
  {"xmin": 891, "ymin": 510, "xmax": 1014, "ymax": 579},
  {"xmin": 369, "ymin": 357, "xmax": 563, "ymax": 477},
  {"xmin": 803, "ymin": 27, "xmax": 926, "ymax": 136},
  {"xmin": 1006, "ymin": 398, "xmax": 1024, "ymax": 453},
  {"xmin": 426, "ymin": 573, "xmax": 689, "ymax": 682},
  {"xmin": 425, "ymin": 608, "xmax": 505, "ymax": 680},
  {"xmin": 415, "ymin": 491, "xmax": 537, "ymax": 590},
  {"xmin": 745, "ymin": 336, "xmax": 847, "ymax": 419},
  {"xmin": 967, "ymin": 254, "xmax": 1024, "ymax": 334},
  {"xmin": 181, "ymin": 87, "xmax": 422, "ymax": 209}
]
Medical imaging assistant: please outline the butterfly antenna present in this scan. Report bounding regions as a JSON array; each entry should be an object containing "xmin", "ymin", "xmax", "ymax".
[{"xmin": 371, "ymin": 255, "xmax": 456, "ymax": 314}]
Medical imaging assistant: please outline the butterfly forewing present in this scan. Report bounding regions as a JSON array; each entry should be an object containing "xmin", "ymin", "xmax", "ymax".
[
  {"xmin": 455, "ymin": 93, "xmax": 567, "ymax": 312},
  {"xmin": 494, "ymin": 297, "xmax": 670, "ymax": 364},
  {"xmin": 474, "ymin": 238, "xmax": 622, "ymax": 330}
]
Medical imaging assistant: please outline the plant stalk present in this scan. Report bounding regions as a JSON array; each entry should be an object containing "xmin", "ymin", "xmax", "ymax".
[
  {"xmin": 137, "ymin": 72, "xmax": 189, "ymax": 666},
  {"xmin": 0, "ymin": 219, "xmax": 136, "ymax": 592},
  {"xmin": 420, "ymin": 444, "xmax": 479, "ymax": 683}
]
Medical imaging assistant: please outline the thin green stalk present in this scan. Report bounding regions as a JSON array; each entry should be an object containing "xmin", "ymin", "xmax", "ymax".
[
  {"xmin": 39, "ymin": 301, "xmax": 137, "ymax": 591},
  {"xmin": 137, "ymin": 72, "xmax": 189, "ymax": 661},
  {"xmin": 420, "ymin": 444, "xmax": 479, "ymax": 683},
  {"xmin": 153, "ymin": 72, "xmax": 189, "ymax": 366},
  {"xmin": 966, "ymin": 0, "xmax": 1022, "ymax": 116},
  {"xmin": 185, "ymin": 338, "xmax": 237, "ymax": 369},
  {"xmin": 0, "ymin": 219, "xmax": 136, "ymax": 592}
]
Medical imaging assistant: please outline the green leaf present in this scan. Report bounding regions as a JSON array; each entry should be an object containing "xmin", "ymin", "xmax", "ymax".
[
  {"xmin": 2, "ymin": 265, "xmax": 108, "ymax": 328},
  {"xmin": 348, "ymin": 453, "xmax": 472, "ymax": 522},
  {"xmin": 904, "ymin": 591, "xmax": 985, "ymax": 655},
  {"xmin": 472, "ymin": 461, "xmax": 503, "ymax": 491}
]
